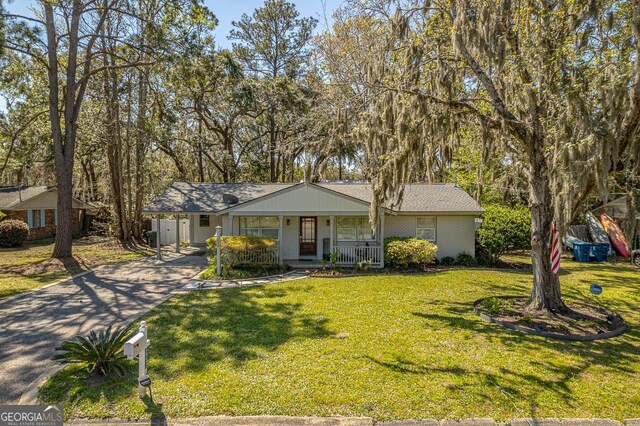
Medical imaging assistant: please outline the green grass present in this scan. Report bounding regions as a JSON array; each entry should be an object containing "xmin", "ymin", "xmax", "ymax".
[
  {"xmin": 0, "ymin": 237, "xmax": 153, "ymax": 299},
  {"xmin": 40, "ymin": 256, "xmax": 640, "ymax": 421}
]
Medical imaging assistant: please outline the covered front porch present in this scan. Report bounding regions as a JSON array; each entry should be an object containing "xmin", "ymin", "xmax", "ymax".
[{"xmin": 227, "ymin": 213, "xmax": 385, "ymax": 268}]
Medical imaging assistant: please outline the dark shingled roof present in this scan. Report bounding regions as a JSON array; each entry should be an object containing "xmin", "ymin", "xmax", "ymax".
[
  {"xmin": 144, "ymin": 182, "xmax": 483, "ymax": 214},
  {"xmin": 143, "ymin": 182, "xmax": 292, "ymax": 213},
  {"xmin": 0, "ymin": 186, "xmax": 53, "ymax": 209},
  {"xmin": 316, "ymin": 183, "xmax": 484, "ymax": 213}
]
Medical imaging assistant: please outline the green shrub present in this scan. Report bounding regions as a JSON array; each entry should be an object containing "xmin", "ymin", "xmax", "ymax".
[
  {"xmin": 206, "ymin": 235, "xmax": 278, "ymax": 267},
  {"xmin": 53, "ymin": 325, "xmax": 133, "ymax": 376},
  {"xmin": 481, "ymin": 297, "xmax": 512, "ymax": 315},
  {"xmin": 455, "ymin": 252, "xmax": 477, "ymax": 267},
  {"xmin": 476, "ymin": 205, "xmax": 531, "ymax": 261},
  {"xmin": 439, "ymin": 256, "xmax": 455, "ymax": 266},
  {"xmin": 384, "ymin": 237, "xmax": 438, "ymax": 268},
  {"xmin": 0, "ymin": 211, "xmax": 6, "ymax": 221},
  {"xmin": 0, "ymin": 219, "xmax": 29, "ymax": 248}
]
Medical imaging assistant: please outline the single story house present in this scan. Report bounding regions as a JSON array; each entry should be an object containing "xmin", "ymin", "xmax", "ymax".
[
  {"xmin": 144, "ymin": 181, "xmax": 484, "ymax": 267},
  {"xmin": 0, "ymin": 185, "xmax": 93, "ymax": 240}
]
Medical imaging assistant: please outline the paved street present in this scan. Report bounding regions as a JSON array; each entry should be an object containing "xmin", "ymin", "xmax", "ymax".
[{"xmin": 0, "ymin": 250, "xmax": 206, "ymax": 403}]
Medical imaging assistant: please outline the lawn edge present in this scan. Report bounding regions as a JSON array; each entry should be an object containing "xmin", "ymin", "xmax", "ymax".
[{"xmin": 55, "ymin": 416, "xmax": 640, "ymax": 425}]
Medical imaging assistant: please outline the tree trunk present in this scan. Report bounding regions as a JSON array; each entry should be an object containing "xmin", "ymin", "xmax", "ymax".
[
  {"xmin": 526, "ymin": 147, "xmax": 568, "ymax": 313},
  {"xmin": 625, "ymin": 187, "xmax": 638, "ymax": 252},
  {"xmin": 133, "ymin": 64, "xmax": 149, "ymax": 240},
  {"xmin": 53, "ymin": 158, "xmax": 74, "ymax": 258},
  {"xmin": 269, "ymin": 115, "xmax": 277, "ymax": 182}
]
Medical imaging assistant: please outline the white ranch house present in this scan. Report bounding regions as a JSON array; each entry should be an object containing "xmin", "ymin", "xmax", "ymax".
[{"xmin": 143, "ymin": 182, "xmax": 484, "ymax": 267}]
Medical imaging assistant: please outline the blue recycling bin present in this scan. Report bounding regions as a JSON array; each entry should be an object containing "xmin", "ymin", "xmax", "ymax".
[
  {"xmin": 573, "ymin": 242, "xmax": 593, "ymax": 262},
  {"xmin": 591, "ymin": 243, "xmax": 609, "ymax": 262}
]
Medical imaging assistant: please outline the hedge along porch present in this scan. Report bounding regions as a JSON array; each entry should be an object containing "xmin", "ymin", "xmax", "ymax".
[{"xmin": 143, "ymin": 182, "xmax": 484, "ymax": 266}]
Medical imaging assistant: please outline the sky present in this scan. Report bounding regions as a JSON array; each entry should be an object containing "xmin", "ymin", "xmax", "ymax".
[{"xmin": 5, "ymin": 0, "xmax": 344, "ymax": 48}]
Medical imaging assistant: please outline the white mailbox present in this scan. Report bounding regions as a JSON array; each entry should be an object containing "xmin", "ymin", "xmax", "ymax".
[
  {"xmin": 123, "ymin": 321, "xmax": 151, "ymax": 398},
  {"xmin": 124, "ymin": 331, "xmax": 148, "ymax": 359}
]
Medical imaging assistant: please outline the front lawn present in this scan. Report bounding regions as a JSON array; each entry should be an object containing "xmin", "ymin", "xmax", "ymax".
[
  {"xmin": 0, "ymin": 237, "xmax": 153, "ymax": 299},
  {"xmin": 40, "ymin": 257, "xmax": 640, "ymax": 421}
]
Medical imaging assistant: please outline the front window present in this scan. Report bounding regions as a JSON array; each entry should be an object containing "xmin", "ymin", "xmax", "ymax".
[
  {"xmin": 240, "ymin": 216, "xmax": 279, "ymax": 239},
  {"xmin": 416, "ymin": 217, "xmax": 436, "ymax": 241},
  {"xmin": 199, "ymin": 215, "xmax": 210, "ymax": 227},
  {"xmin": 337, "ymin": 216, "xmax": 375, "ymax": 241},
  {"xmin": 31, "ymin": 210, "xmax": 42, "ymax": 228}
]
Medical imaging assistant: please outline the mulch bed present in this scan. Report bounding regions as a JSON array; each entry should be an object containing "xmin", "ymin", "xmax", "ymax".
[
  {"xmin": 474, "ymin": 296, "xmax": 625, "ymax": 337},
  {"xmin": 309, "ymin": 259, "xmax": 530, "ymax": 277}
]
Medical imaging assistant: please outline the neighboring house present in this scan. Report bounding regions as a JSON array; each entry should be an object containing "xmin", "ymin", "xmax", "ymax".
[
  {"xmin": 0, "ymin": 186, "xmax": 93, "ymax": 240},
  {"xmin": 592, "ymin": 195, "xmax": 639, "ymax": 222},
  {"xmin": 144, "ymin": 181, "xmax": 484, "ymax": 267}
]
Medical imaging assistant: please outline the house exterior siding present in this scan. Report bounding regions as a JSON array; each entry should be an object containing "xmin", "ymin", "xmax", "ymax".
[
  {"xmin": 3, "ymin": 208, "xmax": 83, "ymax": 240},
  {"xmin": 188, "ymin": 214, "xmax": 220, "ymax": 247},
  {"xmin": 229, "ymin": 185, "xmax": 368, "ymax": 214},
  {"xmin": 282, "ymin": 216, "xmax": 299, "ymax": 259},
  {"xmin": 385, "ymin": 214, "xmax": 476, "ymax": 258}
]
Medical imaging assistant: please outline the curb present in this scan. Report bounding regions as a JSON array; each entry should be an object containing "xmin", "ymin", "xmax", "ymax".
[{"xmin": 61, "ymin": 417, "xmax": 640, "ymax": 426}]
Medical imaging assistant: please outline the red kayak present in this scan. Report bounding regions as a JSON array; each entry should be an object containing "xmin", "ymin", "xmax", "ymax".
[{"xmin": 600, "ymin": 213, "xmax": 630, "ymax": 257}]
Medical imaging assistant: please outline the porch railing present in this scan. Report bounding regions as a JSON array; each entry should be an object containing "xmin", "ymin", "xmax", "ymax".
[
  {"xmin": 335, "ymin": 245, "xmax": 382, "ymax": 267},
  {"xmin": 227, "ymin": 242, "xmax": 280, "ymax": 265}
]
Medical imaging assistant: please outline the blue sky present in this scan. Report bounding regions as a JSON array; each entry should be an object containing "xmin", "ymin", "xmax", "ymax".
[{"xmin": 5, "ymin": 0, "xmax": 344, "ymax": 48}]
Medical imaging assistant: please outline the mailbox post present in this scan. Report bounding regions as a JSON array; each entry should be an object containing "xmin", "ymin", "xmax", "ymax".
[
  {"xmin": 215, "ymin": 225, "xmax": 222, "ymax": 276},
  {"xmin": 124, "ymin": 321, "xmax": 151, "ymax": 398}
]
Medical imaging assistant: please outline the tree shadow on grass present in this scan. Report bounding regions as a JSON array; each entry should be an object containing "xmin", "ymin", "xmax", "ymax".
[
  {"xmin": 149, "ymin": 285, "xmax": 333, "ymax": 375},
  {"xmin": 405, "ymin": 294, "xmax": 640, "ymax": 419}
]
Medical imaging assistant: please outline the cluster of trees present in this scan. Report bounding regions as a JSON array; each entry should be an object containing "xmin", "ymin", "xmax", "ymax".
[{"xmin": 1, "ymin": 0, "xmax": 639, "ymax": 312}]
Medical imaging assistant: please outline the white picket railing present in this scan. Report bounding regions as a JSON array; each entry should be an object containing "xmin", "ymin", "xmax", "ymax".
[
  {"xmin": 334, "ymin": 245, "xmax": 382, "ymax": 267},
  {"xmin": 227, "ymin": 243, "xmax": 280, "ymax": 265}
]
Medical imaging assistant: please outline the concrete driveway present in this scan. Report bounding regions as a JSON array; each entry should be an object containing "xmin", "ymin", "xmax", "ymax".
[{"xmin": 0, "ymin": 250, "xmax": 206, "ymax": 404}]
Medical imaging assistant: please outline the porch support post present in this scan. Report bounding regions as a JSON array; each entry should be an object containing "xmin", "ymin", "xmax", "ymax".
[
  {"xmin": 188, "ymin": 214, "xmax": 195, "ymax": 247},
  {"xmin": 278, "ymin": 215, "xmax": 284, "ymax": 265},
  {"xmin": 229, "ymin": 214, "xmax": 234, "ymax": 235},
  {"xmin": 175, "ymin": 215, "xmax": 181, "ymax": 253},
  {"xmin": 329, "ymin": 215, "xmax": 334, "ymax": 256},
  {"xmin": 156, "ymin": 215, "xmax": 162, "ymax": 261},
  {"xmin": 379, "ymin": 211, "xmax": 385, "ymax": 268}
]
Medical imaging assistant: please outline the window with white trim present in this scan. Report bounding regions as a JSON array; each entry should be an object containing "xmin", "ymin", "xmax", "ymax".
[
  {"xmin": 416, "ymin": 217, "xmax": 436, "ymax": 241},
  {"xmin": 336, "ymin": 216, "xmax": 375, "ymax": 241},
  {"xmin": 239, "ymin": 217, "xmax": 279, "ymax": 239},
  {"xmin": 199, "ymin": 215, "xmax": 210, "ymax": 227}
]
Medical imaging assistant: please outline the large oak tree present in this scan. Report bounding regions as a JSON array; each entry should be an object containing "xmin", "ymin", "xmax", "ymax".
[{"xmin": 330, "ymin": 0, "xmax": 640, "ymax": 312}]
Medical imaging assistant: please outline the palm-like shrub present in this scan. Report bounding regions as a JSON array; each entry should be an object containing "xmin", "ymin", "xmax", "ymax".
[{"xmin": 53, "ymin": 325, "xmax": 134, "ymax": 375}]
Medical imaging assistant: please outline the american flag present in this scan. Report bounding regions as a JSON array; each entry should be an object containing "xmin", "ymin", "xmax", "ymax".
[{"xmin": 550, "ymin": 222, "xmax": 561, "ymax": 275}]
